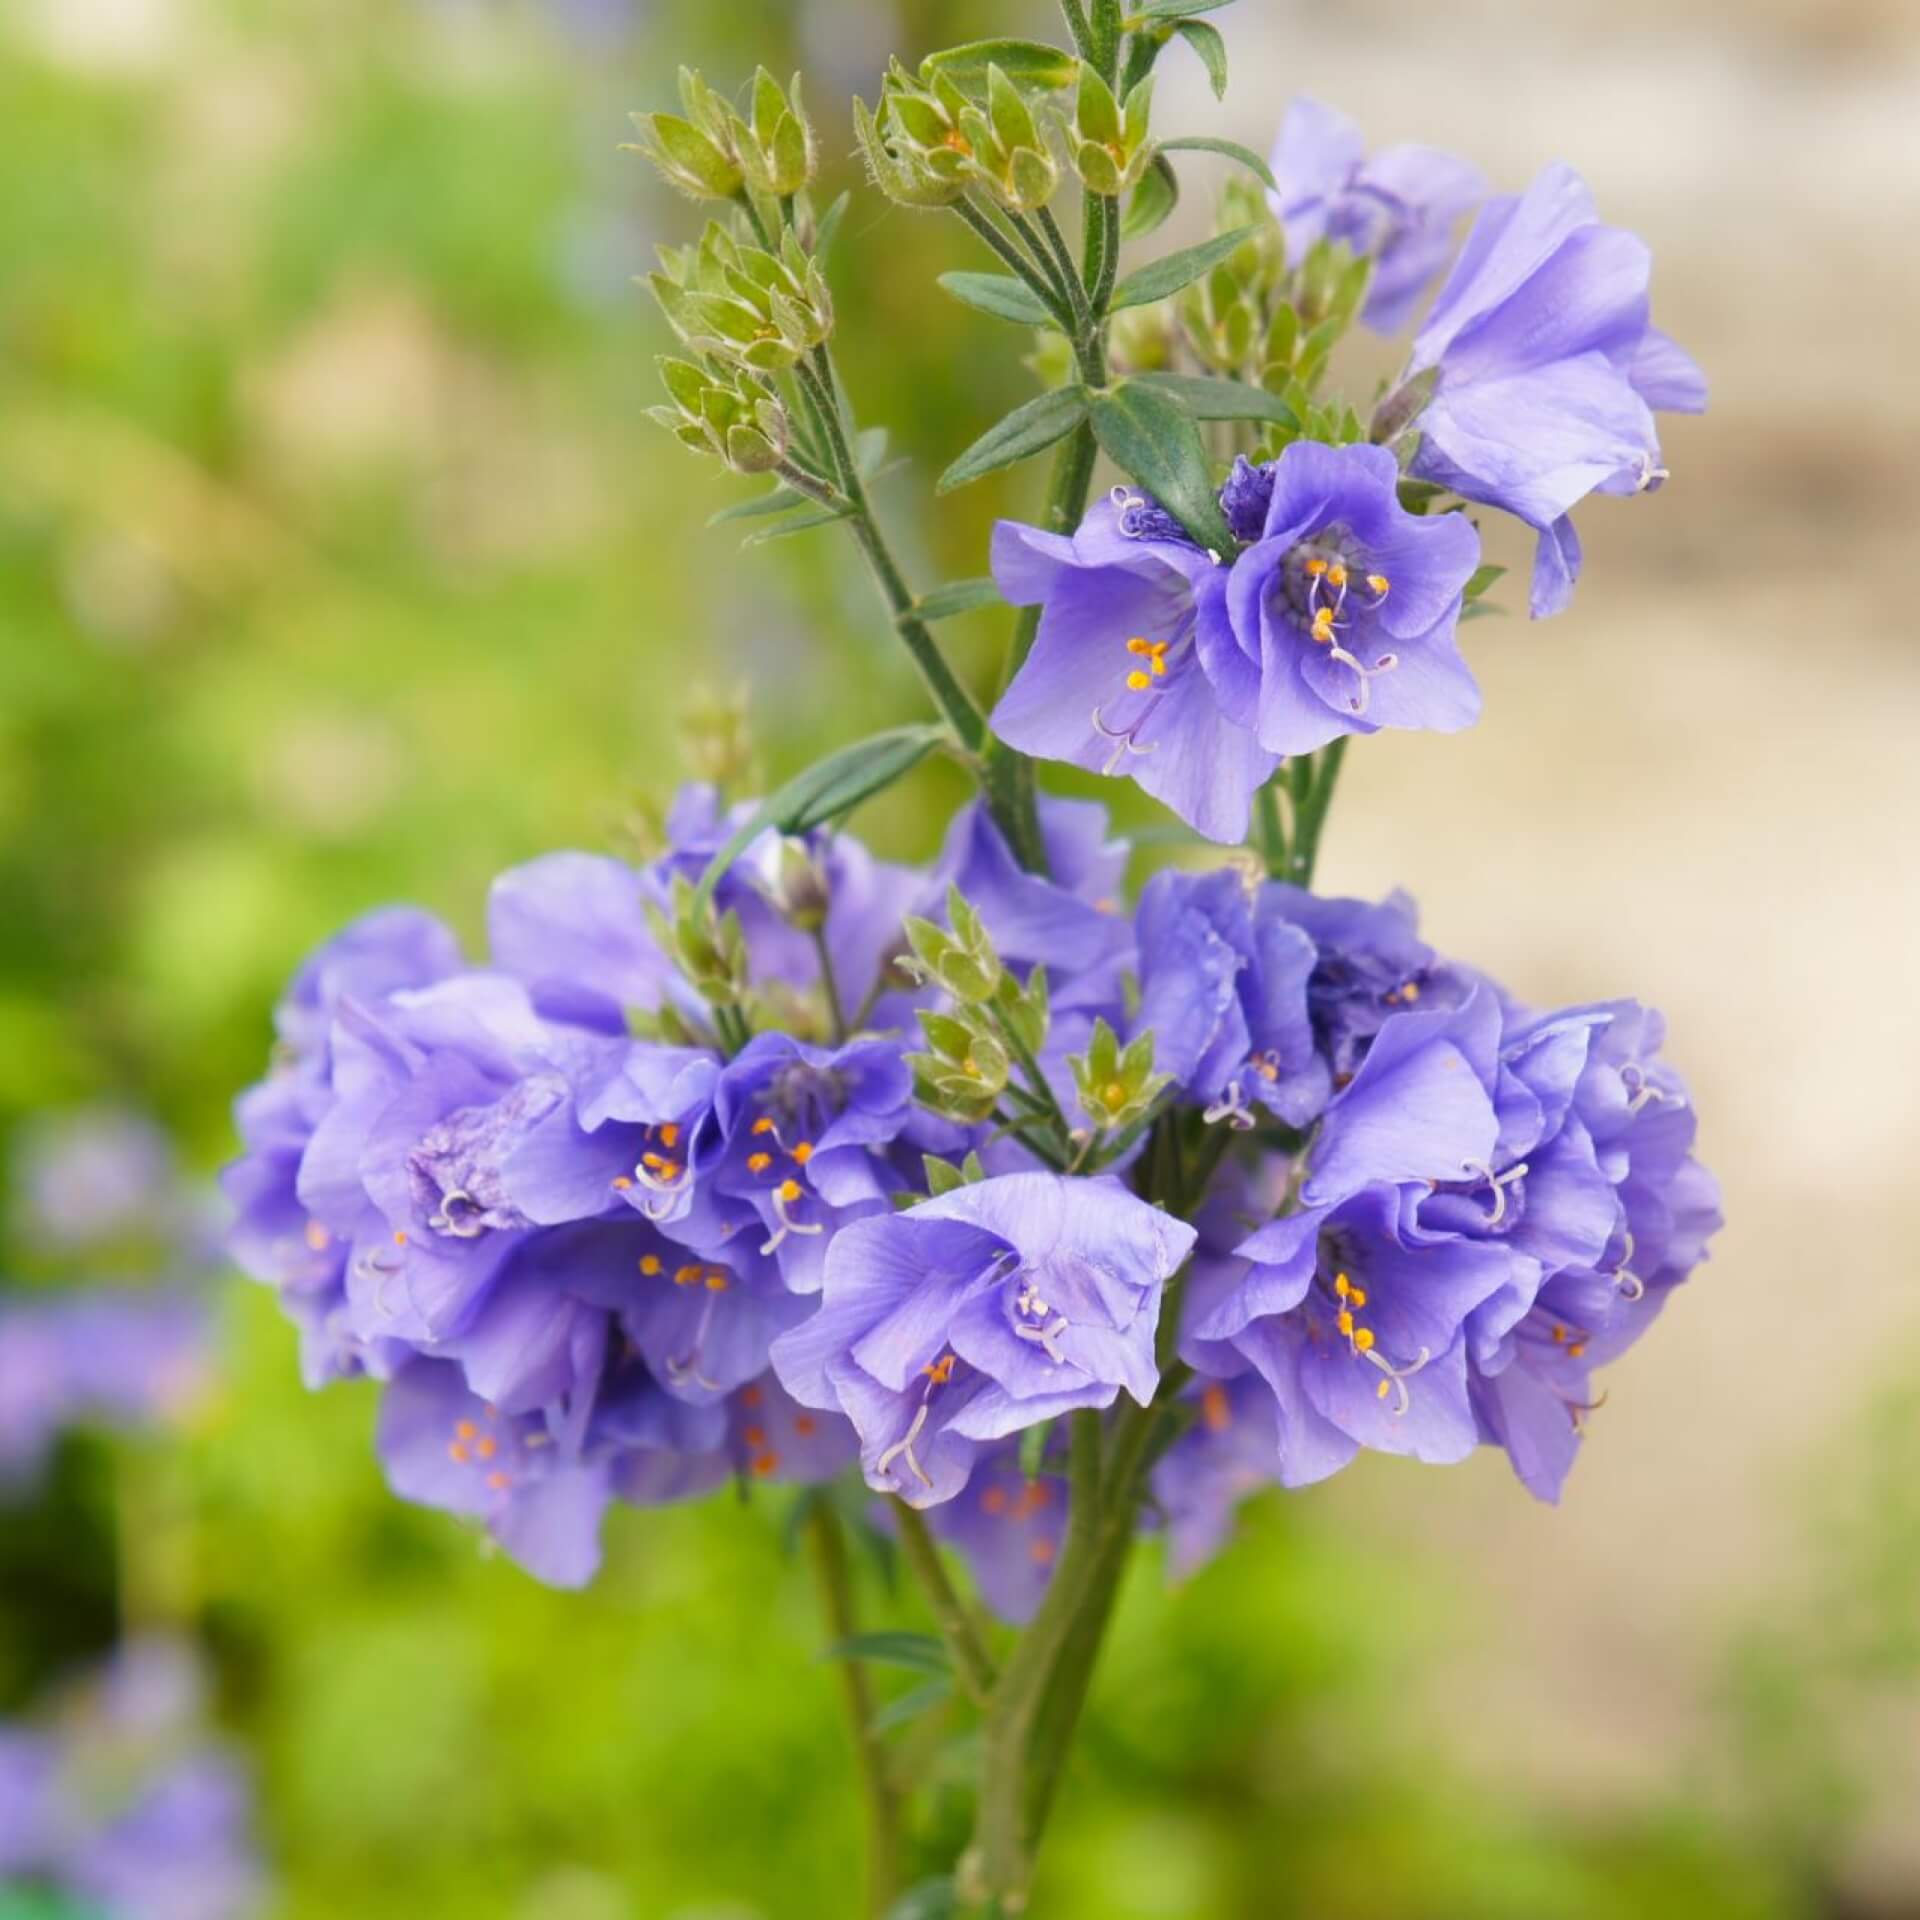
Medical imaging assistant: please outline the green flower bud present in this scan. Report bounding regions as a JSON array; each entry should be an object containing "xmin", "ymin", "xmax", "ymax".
[
  {"xmin": 625, "ymin": 70, "xmax": 743, "ymax": 200},
  {"xmin": 852, "ymin": 76, "xmax": 967, "ymax": 210},
  {"xmin": 950, "ymin": 65, "xmax": 1059, "ymax": 214},
  {"xmin": 1067, "ymin": 68, "xmax": 1154, "ymax": 199},
  {"xmin": 647, "ymin": 357, "xmax": 791, "ymax": 474},
  {"xmin": 729, "ymin": 68, "xmax": 818, "ymax": 199},
  {"xmin": 1068, "ymin": 1018, "xmax": 1170, "ymax": 1130},
  {"xmin": 759, "ymin": 835, "xmax": 832, "ymax": 933},
  {"xmin": 676, "ymin": 685, "xmax": 756, "ymax": 794},
  {"xmin": 647, "ymin": 875, "xmax": 750, "ymax": 1008}
]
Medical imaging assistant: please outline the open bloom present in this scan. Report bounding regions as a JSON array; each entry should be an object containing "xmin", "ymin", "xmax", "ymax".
[
  {"xmin": 990, "ymin": 497, "xmax": 1278, "ymax": 843},
  {"xmin": 770, "ymin": 1172, "xmax": 1195, "ymax": 1507},
  {"xmin": 1393, "ymin": 162, "xmax": 1707, "ymax": 616},
  {"xmin": 924, "ymin": 1442, "xmax": 1071, "ymax": 1623},
  {"xmin": 1269, "ymin": 96, "xmax": 1485, "ymax": 335},
  {"xmin": 1218, "ymin": 441, "xmax": 1482, "ymax": 755}
]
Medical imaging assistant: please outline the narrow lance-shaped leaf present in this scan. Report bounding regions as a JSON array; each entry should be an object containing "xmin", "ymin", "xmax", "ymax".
[
  {"xmin": 1175, "ymin": 19, "xmax": 1228, "ymax": 98},
  {"xmin": 1157, "ymin": 136, "xmax": 1278, "ymax": 192},
  {"xmin": 915, "ymin": 577, "xmax": 1004, "ymax": 622},
  {"xmin": 937, "ymin": 271, "xmax": 1059, "ymax": 329},
  {"xmin": 694, "ymin": 726, "xmax": 946, "ymax": 911},
  {"xmin": 1088, "ymin": 380, "xmax": 1234, "ymax": 552},
  {"xmin": 822, "ymin": 1631, "xmax": 951, "ymax": 1675},
  {"xmin": 1133, "ymin": 371, "xmax": 1299, "ymax": 428},
  {"xmin": 707, "ymin": 486, "xmax": 808, "ymax": 525},
  {"xmin": 937, "ymin": 385, "xmax": 1089, "ymax": 493},
  {"xmin": 1109, "ymin": 226, "xmax": 1256, "ymax": 311},
  {"xmin": 739, "ymin": 503, "xmax": 852, "ymax": 547},
  {"xmin": 1128, "ymin": 0, "xmax": 1238, "ymax": 18}
]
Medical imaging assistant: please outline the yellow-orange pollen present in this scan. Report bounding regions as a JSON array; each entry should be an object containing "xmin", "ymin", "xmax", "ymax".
[
  {"xmin": 670, "ymin": 1262, "xmax": 730, "ymax": 1291},
  {"xmin": 1201, "ymin": 1382, "xmax": 1232, "ymax": 1433},
  {"xmin": 1123, "ymin": 634, "xmax": 1171, "ymax": 693},
  {"xmin": 1330, "ymin": 1269, "xmax": 1428, "ymax": 1414},
  {"xmin": 447, "ymin": 1408, "xmax": 510, "ymax": 1483}
]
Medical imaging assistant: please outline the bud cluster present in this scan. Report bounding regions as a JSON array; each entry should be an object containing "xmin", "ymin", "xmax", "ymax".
[
  {"xmin": 626, "ymin": 66, "xmax": 817, "ymax": 204},
  {"xmin": 648, "ymin": 357, "xmax": 790, "ymax": 474},
  {"xmin": 653, "ymin": 223, "xmax": 835, "ymax": 377},
  {"xmin": 856, "ymin": 53, "xmax": 1151, "ymax": 216},
  {"xmin": 645, "ymin": 874, "xmax": 750, "ymax": 1008}
]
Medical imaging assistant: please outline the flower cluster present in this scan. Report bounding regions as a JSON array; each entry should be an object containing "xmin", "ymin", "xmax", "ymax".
[
  {"xmin": 0, "ymin": 1638, "xmax": 263, "ymax": 1920},
  {"xmin": 227, "ymin": 779, "xmax": 1716, "ymax": 1607},
  {"xmin": 991, "ymin": 96, "xmax": 1702, "ymax": 840}
]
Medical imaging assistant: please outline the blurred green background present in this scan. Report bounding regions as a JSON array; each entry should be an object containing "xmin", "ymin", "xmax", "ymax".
[{"xmin": 3, "ymin": 0, "xmax": 1917, "ymax": 1914}]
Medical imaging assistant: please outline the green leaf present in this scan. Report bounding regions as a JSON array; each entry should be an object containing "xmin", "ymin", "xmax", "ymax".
[
  {"xmin": 1128, "ymin": 0, "xmax": 1236, "ymax": 18},
  {"xmin": 813, "ymin": 188, "xmax": 850, "ymax": 264},
  {"xmin": 823, "ymin": 1631, "xmax": 951, "ymax": 1675},
  {"xmin": 920, "ymin": 39, "xmax": 1079, "ymax": 93},
  {"xmin": 869, "ymin": 1676, "xmax": 954, "ymax": 1734},
  {"xmin": 937, "ymin": 271, "xmax": 1057, "ymax": 329},
  {"xmin": 739, "ymin": 503, "xmax": 851, "ymax": 546},
  {"xmin": 937, "ymin": 384, "xmax": 1088, "ymax": 493},
  {"xmin": 694, "ymin": 726, "xmax": 945, "ymax": 910},
  {"xmin": 885, "ymin": 1880, "xmax": 959, "ymax": 1920},
  {"xmin": 1157, "ymin": 135, "xmax": 1277, "ymax": 192},
  {"xmin": 706, "ymin": 486, "xmax": 806, "ymax": 525},
  {"xmin": 1122, "ymin": 152, "xmax": 1179, "ymax": 241},
  {"xmin": 1087, "ymin": 380, "xmax": 1234, "ymax": 551},
  {"xmin": 915, "ymin": 577, "xmax": 1004, "ymax": 622},
  {"xmin": 1018, "ymin": 1418, "xmax": 1054, "ymax": 1481},
  {"xmin": 1463, "ymin": 562, "xmax": 1507, "ymax": 601},
  {"xmin": 1175, "ymin": 19, "xmax": 1228, "ymax": 97},
  {"xmin": 1109, "ymin": 226, "xmax": 1256, "ymax": 311},
  {"xmin": 1133, "ymin": 372, "xmax": 1299, "ymax": 428}
]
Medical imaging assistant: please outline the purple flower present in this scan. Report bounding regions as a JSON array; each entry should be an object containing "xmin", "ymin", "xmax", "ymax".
[
  {"xmin": 1133, "ymin": 868, "xmax": 1328, "ymax": 1129},
  {"xmin": 1268, "ymin": 97, "xmax": 1485, "ymax": 335},
  {"xmin": 488, "ymin": 784, "xmax": 918, "ymax": 1036},
  {"xmin": 1218, "ymin": 441, "xmax": 1482, "ymax": 755},
  {"xmin": 1, "ymin": 1639, "xmax": 263, "ymax": 1920},
  {"xmin": 770, "ymin": 1172, "xmax": 1195, "ymax": 1507},
  {"xmin": 924, "ymin": 1444, "xmax": 1069, "ymax": 1623},
  {"xmin": 1396, "ymin": 162, "xmax": 1707, "ymax": 617},
  {"xmin": 1464, "ymin": 1000, "xmax": 1720, "ymax": 1500},
  {"xmin": 615, "ymin": 1372, "xmax": 858, "ymax": 1506},
  {"xmin": 13, "ymin": 1107, "xmax": 180, "ymax": 1255},
  {"xmin": 0, "ymin": 1293, "xmax": 214, "ymax": 1488},
  {"xmin": 989, "ymin": 499, "xmax": 1279, "ymax": 843},
  {"xmin": 1150, "ymin": 1374, "xmax": 1280, "ymax": 1578},
  {"xmin": 378, "ymin": 1354, "xmax": 617, "ymax": 1588},
  {"xmin": 1185, "ymin": 1181, "xmax": 1517, "ymax": 1484}
]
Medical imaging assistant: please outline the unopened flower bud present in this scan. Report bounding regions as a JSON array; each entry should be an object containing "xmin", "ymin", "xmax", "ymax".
[
  {"xmin": 625, "ymin": 69, "xmax": 742, "ymax": 200},
  {"xmin": 1068, "ymin": 1018, "xmax": 1169, "ymax": 1130},
  {"xmin": 1067, "ymin": 67, "xmax": 1154, "ymax": 199},
  {"xmin": 730, "ymin": 68, "xmax": 817, "ymax": 199},
  {"xmin": 757, "ymin": 835, "xmax": 832, "ymax": 932},
  {"xmin": 952, "ymin": 65, "xmax": 1059, "ymax": 215}
]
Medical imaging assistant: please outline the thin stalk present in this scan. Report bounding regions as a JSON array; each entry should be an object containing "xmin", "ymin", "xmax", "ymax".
[
  {"xmin": 1092, "ymin": 195, "xmax": 1120, "ymax": 319},
  {"xmin": 1255, "ymin": 778, "xmax": 1287, "ymax": 877},
  {"xmin": 806, "ymin": 1500, "xmax": 904, "ymax": 1920},
  {"xmin": 1028, "ymin": 204, "xmax": 1094, "ymax": 337},
  {"xmin": 1286, "ymin": 736, "xmax": 1349, "ymax": 887},
  {"xmin": 891, "ymin": 1499, "xmax": 999, "ymax": 1707},
  {"xmin": 950, "ymin": 197, "xmax": 1079, "ymax": 333},
  {"xmin": 989, "ymin": 1004, "xmax": 1073, "ymax": 1142},
  {"xmin": 1056, "ymin": 0, "xmax": 1096, "ymax": 64},
  {"xmin": 774, "ymin": 457, "xmax": 987, "ymax": 752},
  {"xmin": 811, "ymin": 926, "xmax": 848, "ymax": 1042}
]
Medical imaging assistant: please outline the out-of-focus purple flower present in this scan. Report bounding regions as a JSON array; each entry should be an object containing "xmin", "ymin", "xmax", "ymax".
[
  {"xmin": 1150, "ymin": 1374, "xmax": 1280, "ymax": 1578},
  {"xmin": 1217, "ymin": 441, "xmax": 1482, "ymax": 756},
  {"xmin": 1133, "ymin": 868, "xmax": 1328, "ymax": 1130},
  {"xmin": 0, "ymin": 1292, "xmax": 214, "ymax": 1488},
  {"xmin": 771, "ymin": 1172, "xmax": 1194, "ymax": 1507},
  {"xmin": 1, "ymin": 1639, "xmax": 263, "ymax": 1920},
  {"xmin": 14, "ymin": 1108, "xmax": 179, "ymax": 1255},
  {"xmin": 1268, "ymin": 97, "xmax": 1486, "ymax": 335},
  {"xmin": 924, "ymin": 1444, "xmax": 1069, "ymax": 1624},
  {"xmin": 1395, "ymin": 162, "xmax": 1707, "ymax": 617},
  {"xmin": 616, "ymin": 1372, "xmax": 858, "ymax": 1507},
  {"xmin": 990, "ymin": 499, "xmax": 1279, "ymax": 843}
]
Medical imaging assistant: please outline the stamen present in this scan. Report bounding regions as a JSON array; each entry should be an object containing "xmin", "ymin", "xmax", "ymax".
[
  {"xmin": 759, "ymin": 1179, "xmax": 824, "ymax": 1255},
  {"xmin": 876, "ymin": 1402, "xmax": 934, "ymax": 1490},
  {"xmin": 1091, "ymin": 703, "xmax": 1158, "ymax": 776},
  {"xmin": 1619, "ymin": 1064, "xmax": 1667, "ymax": 1114},
  {"xmin": 1201, "ymin": 1079, "xmax": 1258, "ymax": 1131},
  {"xmin": 1361, "ymin": 1343, "xmax": 1431, "ymax": 1417},
  {"xmin": 427, "ymin": 1189, "xmax": 487, "ymax": 1239},
  {"xmin": 1012, "ymin": 1315, "xmax": 1071, "ymax": 1365},
  {"xmin": 1611, "ymin": 1230, "xmax": 1646, "ymax": 1301},
  {"xmin": 1460, "ymin": 1159, "xmax": 1529, "ymax": 1227},
  {"xmin": 1326, "ymin": 643, "xmax": 1400, "ymax": 715}
]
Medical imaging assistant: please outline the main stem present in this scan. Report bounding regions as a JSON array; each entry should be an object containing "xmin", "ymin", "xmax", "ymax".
[{"xmin": 806, "ymin": 1500, "xmax": 904, "ymax": 1920}]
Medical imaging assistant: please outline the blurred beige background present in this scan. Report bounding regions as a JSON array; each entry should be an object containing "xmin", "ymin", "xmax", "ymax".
[{"xmin": 1159, "ymin": 0, "xmax": 1920, "ymax": 1889}]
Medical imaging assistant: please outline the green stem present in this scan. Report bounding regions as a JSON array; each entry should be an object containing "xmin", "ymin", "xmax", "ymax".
[
  {"xmin": 1285, "ymin": 737, "xmax": 1349, "ymax": 887},
  {"xmin": 990, "ymin": 1005, "xmax": 1073, "ymax": 1143},
  {"xmin": 1255, "ymin": 778, "xmax": 1287, "ymax": 877},
  {"xmin": 950, "ymin": 197, "xmax": 1079, "ymax": 334},
  {"xmin": 811, "ymin": 926, "xmax": 847, "ymax": 1043},
  {"xmin": 775, "ymin": 457, "xmax": 987, "ymax": 752},
  {"xmin": 891, "ymin": 1499, "xmax": 1000, "ymax": 1707},
  {"xmin": 806, "ymin": 1500, "xmax": 904, "ymax": 1920},
  {"xmin": 1056, "ymin": 0, "xmax": 1096, "ymax": 64},
  {"xmin": 1030, "ymin": 204, "xmax": 1093, "ymax": 336}
]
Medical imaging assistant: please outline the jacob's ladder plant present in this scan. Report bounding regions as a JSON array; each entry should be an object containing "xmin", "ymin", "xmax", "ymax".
[{"xmin": 224, "ymin": 7, "xmax": 1721, "ymax": 1913}]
